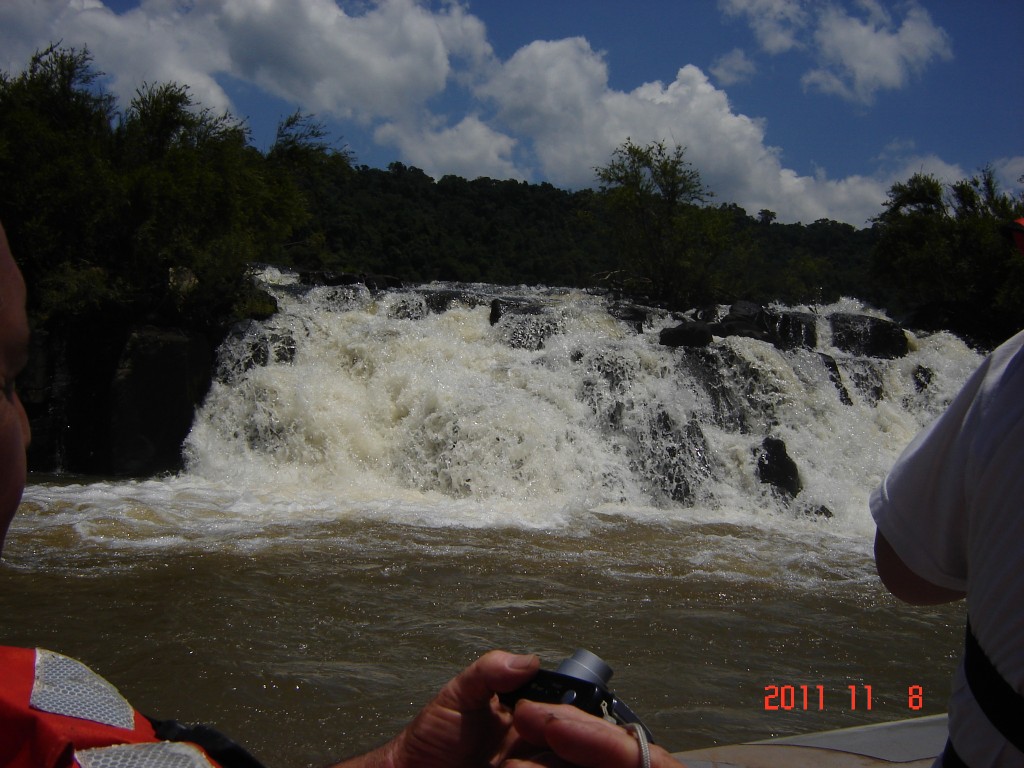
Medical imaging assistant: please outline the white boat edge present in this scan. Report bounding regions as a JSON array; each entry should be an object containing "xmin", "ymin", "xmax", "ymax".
[{"xmin": 672, "ymin": 713, "xmax": 947, "ymax": 767}]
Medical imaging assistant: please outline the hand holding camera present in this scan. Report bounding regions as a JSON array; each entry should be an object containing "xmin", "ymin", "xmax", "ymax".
[{"xmin": 499, "ymin": 648, "xmax": 655, "ymax": 744}]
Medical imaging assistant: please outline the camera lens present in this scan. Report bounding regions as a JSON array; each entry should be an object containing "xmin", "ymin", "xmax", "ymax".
[{"xmin": 555, "ymin": 649, "xmax": 613, "ymax": 686}]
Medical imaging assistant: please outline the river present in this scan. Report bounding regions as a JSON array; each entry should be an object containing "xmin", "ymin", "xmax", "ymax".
[{"xmin": 0, "ymin": 274, "xmax": 978, "ymax": 766}]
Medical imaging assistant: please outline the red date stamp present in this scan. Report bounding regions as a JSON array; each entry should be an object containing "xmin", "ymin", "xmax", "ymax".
[{"xmin": 764, "ymin": 684, "xmax": 925, "ymax": 711}]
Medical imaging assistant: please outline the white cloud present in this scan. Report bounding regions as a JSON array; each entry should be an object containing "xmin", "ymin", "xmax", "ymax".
[
  {"xmin": 718, "ymin": 0, "xmax": 808, "ymax": 54},
  {"xmin": 374, "ymin": 115, "xmax": 521, "ymax": 180},
  {"xmin": 718, "ymin": 1, "xmax": 952, "ymax": 104},
  {"xmin": 994, "ymin": 157, "xmax": 1024, "ymax": 197},
  {"xmin": 474, "ymin": 36, "xmax": 896, "ymax": 224},
  {"xmin": 710, "ymin": 48, "xmax": 757, "ymax": 86},
  {"xmin": 478, "ymin": 38, "xmax": 608, "ymax": 141},
  {"xmin": 0, "ymin": 2, "xmax": 69, "ymax": 72},
  {"xmin": 474, "ymin": 37, "xmax": 614, "ymax": 182},
  {"xmin": 871, "ymin": 140, "xmax": 964, "ymax": 186},
  {"xmin": 898, "ymin": 155, "xmax": 965, "ymax": 185},
  {"xmin": 217, "ymin": 0, "xmax": 485, "ymax": 121},
  {"xmin": 803, "ymin": 3, "xmax": 952, "ymax": 103},
  {"xmin": 0, "ymin": 0, "xmax": 235, "ymax": 114},
  {"xmin": 0, "ymin": 0, "xmax": 489, "ymax": 122},
  {"xmin": 875, "ymin": 138, "xmax": 917, "ymax": 163}
]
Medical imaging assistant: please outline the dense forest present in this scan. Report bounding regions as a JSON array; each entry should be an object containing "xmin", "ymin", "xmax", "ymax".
[{"xmin": 4, "ymin": 45, "xmax": 1022, "ymax": 344}]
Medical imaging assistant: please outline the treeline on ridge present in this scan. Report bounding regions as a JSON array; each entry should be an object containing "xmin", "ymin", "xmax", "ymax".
[{"xmin": 4, "ymin": 45, "xmax": 1022, "ymax": 344}]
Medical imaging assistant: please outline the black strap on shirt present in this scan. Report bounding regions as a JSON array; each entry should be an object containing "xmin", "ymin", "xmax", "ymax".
[{"xmin": 962, "ymin": 618, "xmax": 1024, "ymax": 754}]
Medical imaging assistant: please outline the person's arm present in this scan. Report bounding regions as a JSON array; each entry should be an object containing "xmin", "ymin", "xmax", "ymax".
[
  {"xmin": 507, "ymin": 700, "xmax": 685, "ymax": 768},
  {"xmin": 874, "ymin": 529, "xmax": 965, "ymax": 606}
]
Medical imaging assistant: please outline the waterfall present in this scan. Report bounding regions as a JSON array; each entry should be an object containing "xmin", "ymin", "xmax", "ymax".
[{"xmin": 180, "ymin": 268, "xmax": 982, "ymax": 532}]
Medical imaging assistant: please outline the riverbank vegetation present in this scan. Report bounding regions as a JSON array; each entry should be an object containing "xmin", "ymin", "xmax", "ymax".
[{"xmin": 3, "ymin": 45, "xmax": 1022, "ymax": 347}]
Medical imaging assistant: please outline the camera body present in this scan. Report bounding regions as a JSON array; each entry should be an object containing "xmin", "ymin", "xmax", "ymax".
[{"xmin": 499, "ymin": 649, "xmax": 655, "ymax": 743}]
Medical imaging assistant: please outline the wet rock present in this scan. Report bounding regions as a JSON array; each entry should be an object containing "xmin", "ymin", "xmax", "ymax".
[
  {"xmin": 637, "ymin": 410, "xmax": 713, "ymax": 504},
  {"xmin": 677, "ymin": 346, "xmax": 761, "ymax": 433},
  {"xmin": 489, "ymin": 299, "xmax": 560, "ymax": 349},
  {"xmin": 299, "ymin": 270, "xmax": 362, "ymax": 287},
  {"xmin": 913, "ymin": 365, "xmax": 934, "ymax": 392},
  {"xmin": 419, "ymin": 289, "xmax": 482, "ymax": 314},
  {"xmin": 19, "ymin": 327, "xmax": 70, "ymax": 471},
  {"xmin": 217, "ymin": 321, "xmax": 296, "ymax": 383},
  {"xmin": 801, "ymin": 503, "xmax": 834, "ymax": 519},
  {"xmin": 755, "ymin": 436, "xmax": 802, "ymax": 498},
  {"xmin": 694, "ymin": 305, "xmax": 722, "ymax": 323},
  {"xmin": 762, "ymin": 309, "xmax": 818, "ymax": 351},
  {"xmin": 726, "ymin": 300, "xmax": 763, "ymax": 321},
  {"xmin": 607, "ymin": 302, "xmax": 650, "ymax": 333},
  {"xmin": 818, "ymin": 353, "xmax": 853, "ymax": 406},
  {"xmin": 848, "ymin": 362, "xmax": 885, "ymax": 405},
  {"xmin": 659, "ymin": 321, "xmax": 713, "ymax": 348},
  {"xmin": 711, "ymin": 301, "xmax": 773, "ymax": 343},
  {"xmin": 502, "ymin": 315, "xmax": 559, "ymax": 350},
  {"xmin": 829, "ymin": 313, "xmax": 909, "ymax": 359},
  {"xmin": 387, "ymin": 295, "xmax": 428, "ymax": 320},
  {"xmin": 703, "ymin": 302, "xmax": 817, "ymax": 351}
]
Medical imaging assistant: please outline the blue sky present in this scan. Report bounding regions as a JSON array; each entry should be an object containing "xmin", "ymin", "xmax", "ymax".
[{"xmin": 1, "ymin": 1, "xmax": 1020, "ymax": 226}]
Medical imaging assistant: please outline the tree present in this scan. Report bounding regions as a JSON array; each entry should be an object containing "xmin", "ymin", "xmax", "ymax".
[
  {"xmin": 114, "ymin": 82, "xmax": 301, "ymax": 327},
  {"xmin": 594, "ymin": 138, "xmax": 713, "ymax": 306},
  {"xmin": 0, "ymin": 45, "xmax": 122, "ymax": 320},
  {"xmin": 870, "ymin": 172, "xmax": 958, "ymax": 312},
  {"xmin": 266, "ymin": 112, "xmax": 354, "ymax": 270},
  {"xmin": 871, "ymin": 169, "xmax": 1024, "ymax": 346}
]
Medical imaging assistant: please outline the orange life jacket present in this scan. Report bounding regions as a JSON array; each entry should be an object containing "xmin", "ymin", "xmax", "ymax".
[{"xmin": 0, "ymin": 646, "xmax": 221, "ymax": 767}]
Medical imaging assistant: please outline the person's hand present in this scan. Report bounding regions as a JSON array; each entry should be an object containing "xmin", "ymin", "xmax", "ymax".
[
  {"xmin": 330, "ymin": 650, "xmax": 540, "ymax": 768},
  {"xmin": 504, "ymin": 700, "xmax": 685, "ymax": 768}
]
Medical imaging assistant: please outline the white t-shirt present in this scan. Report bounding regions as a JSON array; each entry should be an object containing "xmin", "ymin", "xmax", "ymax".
[{"xmin": 871, "ymin": 330, "xmax": 1024, "ymax": 767}]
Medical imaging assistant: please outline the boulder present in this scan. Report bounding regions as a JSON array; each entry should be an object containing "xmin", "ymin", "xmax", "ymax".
[
  {"xmin": 755, "ymin": 436, "xmax": 802, "ymax": 498},
  {"xmin": 705, "ymin": 302, "xmax": 817, "ymax": 350},
  {"xmin": 693, "ymin": 305, "xmax": 722, "ymax": 323},
  {"xmin": 23, "ymin": 316, "xmax": 131, "ymax": 474},
  {"xmin": 489, "ymin": 298, "xmax": 504, "ymax": 326},
  {"xmin": 659, "ymin": 321, "xmax": 713, "ymax": 348},
  {"xmin": 762, "ymin": 309, "xmax": 818, "ymax": 350},
  {"xmin": 913, "ymin": 365, "xmax": 934, "ymax": 392},
  {"xmin": 489, "ymin": 299, "xmax": 559, "ymax": 350},
  {"xmin": 607, "ymin": 302, "xmax": 650, "ymax": 333},
  {"xmin": 711, "ymin": 301, "xmax": 773, "ymax": 342},
  {"xmin": 299, "ymin": 269, "xmax": 363, "ymax": 287},
  {"xmin": 849, "ymin": 364, "xmax": 885, "ymax": 405},
  {"xmin": 726, "ymin": 300, "xmax": 763, "ymax": 321},
  {"xmin": 419, "ymin": 289, "xmax": 482, "ymax": 314},
  {"xmin": 829, "ymin": 313, "xmax": 909, "ymax": 358}
]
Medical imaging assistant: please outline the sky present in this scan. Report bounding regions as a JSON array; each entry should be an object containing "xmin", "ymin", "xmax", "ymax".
[{"xmin": 1, "ymin": 1, "xmax": 1021, "ymax": 227}]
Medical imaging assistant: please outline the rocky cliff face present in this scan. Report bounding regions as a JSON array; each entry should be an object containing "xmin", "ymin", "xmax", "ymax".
[{"xmin": 23, "ymin": 321, "xmax": 216, "ymax": 476}]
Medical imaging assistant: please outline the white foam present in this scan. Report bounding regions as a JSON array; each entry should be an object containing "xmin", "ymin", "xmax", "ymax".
[{"xmin": 17, "ymin": 282, "xmax": 982, "ymax": 569}]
